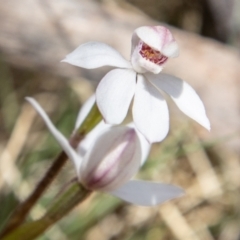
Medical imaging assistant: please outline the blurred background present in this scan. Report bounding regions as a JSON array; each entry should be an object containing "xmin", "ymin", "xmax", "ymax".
[{"xmin": 0, "ymin": 0, "xmax": 240, "ymax": 239}]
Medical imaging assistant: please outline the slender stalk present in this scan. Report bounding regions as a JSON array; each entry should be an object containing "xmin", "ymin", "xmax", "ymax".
[
  {"xmin": 78, "ymin": 102, "xmax": 102, "ymax": 135},
  {"xmin": 2, "ymin": 182, "xmax": 92, "ymax": 240},
  {"xmin": 0, "ymin": 151, "xmax": 68, "ymax": 237},
  {"xmin": 0, "ymin": 102, "xmax": 102, "ymax": 237}
]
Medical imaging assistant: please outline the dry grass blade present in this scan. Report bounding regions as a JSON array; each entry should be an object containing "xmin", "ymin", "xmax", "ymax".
[
  {"xmin": 0, "ymin": 102, "xmax": 36, "ymax": 193},
  {"xmin": 158, "ymin": 202, "xmax": 200, "ymax": 240}
]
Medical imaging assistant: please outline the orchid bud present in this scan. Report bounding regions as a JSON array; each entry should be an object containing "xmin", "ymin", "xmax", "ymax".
[
  {"xmin": 131, "ymin": 26, "xmax": 179, "ymax": 74},
  {"xmin": 78, "ymin": 126, "xmax": 142, "ymax": 191}
]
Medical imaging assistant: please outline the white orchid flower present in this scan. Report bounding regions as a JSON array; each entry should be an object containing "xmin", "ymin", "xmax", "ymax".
[
  {"xmin": 62, "ymin": 25, "xmax": 210, "ymax": 143},
  {"xmin": 26, "ymin": 97, "xmax": 183, "ymax": 206}
]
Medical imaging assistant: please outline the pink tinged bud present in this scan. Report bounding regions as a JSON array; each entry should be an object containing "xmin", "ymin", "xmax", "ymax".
[
  {"xmin": 78, "ymin": 127, "xmax": 142, "ymax": 191},
  {"xmin": 131, "ymin": 26, "xmax": 179, "ymax": 74}
]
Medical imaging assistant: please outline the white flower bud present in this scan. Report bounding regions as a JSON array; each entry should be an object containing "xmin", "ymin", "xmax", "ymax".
[{"xmin": 78, "ymin": 127, "xmax": 141, "ymax": 191}]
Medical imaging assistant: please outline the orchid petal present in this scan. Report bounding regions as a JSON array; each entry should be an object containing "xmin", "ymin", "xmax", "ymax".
[
  {"xmin": 62, "ymin": 41, "xmax": 132, "ymax": 69},
  {"xmin": 74, "ymin": 95, "xmax": 96, "ymax": 130},
  {"xmin": 96, "ymin": 69, "xmax": 136, "ymax": 124},
  {"xmin": 133, "ymin": 75, "xmax": 169, "ymax": 143},
  {"xmin": 26, "ymin": 97, "xmax": 82, "ymax": 171},
  {"xmin": 109, "ymin": 180, "xmax": 184, "ymax": 206},
  {"xmin": 128, "ymin": 123, "xmax": 151, "ymax": 166},
  {"xmin": 147, "ymin": 73, "xmax": 210, "ymax": 130},
  {"xmin": 138, "ymin": 131, "xmax": 151, "ymax": 166},
  {"xmin": 79, "ymin": 126, "xmax": 141, "ymax": 191}
]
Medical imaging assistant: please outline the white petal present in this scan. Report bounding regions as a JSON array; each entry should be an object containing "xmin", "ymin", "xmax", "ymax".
[
  {"xmin": 162, "ymin": 41, "xmax": 179, "ymax": 58},
  {"xmin": 25, "ymin": 97, "xmax": 82, "ymax": 171},
  {"xmin": 147, "ymin": 73, "xmax": 210, "ymax": 130},
  {"xmin": 133, "ymin": 75, "xmax": 169, "ymax": 143},
  {"xmin": 138, "ymin": 130, "xmax": 151, "ymax": 166},
  {"xmin": 109, "ymin": 180, "xmax": 184, "ymax": 206},
  {"xmin": 62, "ymin": 41, "xmax": 132, "ymax": 69},
  {"xmin": 96, "ymin": 69, "xmax": 136, "ymax": 124},
  {"xmin": 128, "ymin": 123, "xmax": 151, "ymax": 166},
  {"xmin": 74, "ymin": 95, "xmax": 96, "ymax": 131},
  {"xmin": 138, "ymin": 56, "xmax": 163, "ymax": 74}
]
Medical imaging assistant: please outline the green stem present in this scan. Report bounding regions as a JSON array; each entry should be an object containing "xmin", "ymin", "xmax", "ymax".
[
  {"xmin": 78, "ymin": 102, "xmax": 102, "ymax": 135},
  {"xmin": 0, "ymin": 102, "xmax": 102, "ymax": 237},
  {"xmin": 2, "ymin": 182, "xmax": 92, "ymax": 240}
]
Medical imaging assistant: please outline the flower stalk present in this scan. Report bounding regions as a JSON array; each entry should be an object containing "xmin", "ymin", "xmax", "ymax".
[
  {"xmin": 2, "ymin": 182, "xmax": 91, "ymax": 240},
  {"xmin": 0, "ymin": 102, "xmax": 102, "ymax": 238}
]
